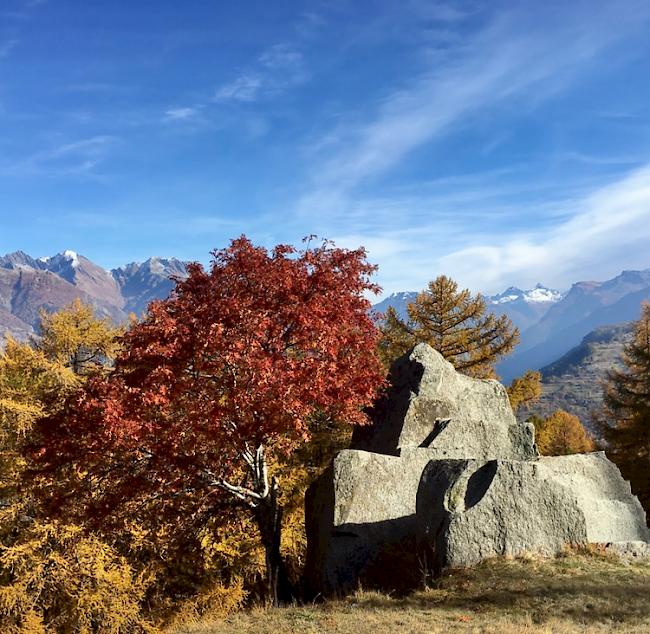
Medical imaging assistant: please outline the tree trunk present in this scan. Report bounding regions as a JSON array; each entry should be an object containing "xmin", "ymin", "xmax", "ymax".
[
  {"xmin": 218, "ymin": 444, "xmax": 294, "ymax": 606},
  {"xmin": 254, "ymin": 478, "xmax": 293, "ymax": 605}
]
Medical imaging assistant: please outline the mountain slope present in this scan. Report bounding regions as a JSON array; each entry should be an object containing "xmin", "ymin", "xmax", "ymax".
[
  {"xmin": 41, "ymin": 250, "xmax": 125, "ymax": 308},
  {"xmin": 0, "ymin": 250, "xmax": 188, "ymax": 342},
  {"xmin": 498, "ymin": 270, "xmax": 650, "ymax": 382},
  {"xmin": 526, "ymin": 323, "xmax": 632, "ymax": 434},
  {"xmin": 112, "ymin": 257, "xmax": 187, "ymax": 315}
]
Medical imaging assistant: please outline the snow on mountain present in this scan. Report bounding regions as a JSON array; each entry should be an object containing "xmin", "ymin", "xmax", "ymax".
[
  {"xmin": 488, "ymin": 284, "xmax": 563, "ymax": 305},
  {"xmin": 0, "ymin": 251, "xmax": 189, "ymax": 342}
]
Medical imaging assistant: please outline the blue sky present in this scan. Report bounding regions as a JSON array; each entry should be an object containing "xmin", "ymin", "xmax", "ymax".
[{"xmin": 2, "ymin": 0, "xmax": 650, "ymax": 296}]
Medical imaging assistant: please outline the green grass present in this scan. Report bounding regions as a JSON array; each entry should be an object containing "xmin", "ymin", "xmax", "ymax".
[{"xmin": 167, "ymin": 548, "xmax": 650, "ymax": 633}]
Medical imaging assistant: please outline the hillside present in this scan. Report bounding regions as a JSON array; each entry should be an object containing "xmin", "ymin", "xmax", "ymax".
[{"xmin": 525, "ymin": 324, "xmax": 631, "ymax": 433}]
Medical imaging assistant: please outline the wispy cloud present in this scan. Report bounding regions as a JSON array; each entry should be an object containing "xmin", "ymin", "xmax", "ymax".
[
  {"xmin": 300, "ymin": 3, "xmax": 650, "ymax": 204},
  {"xmin": 214, "ymin": 75, "xmax": 263, "ymax": 103},
  {"xmin": 214, "ymin": 42, "xmax": 308, "ymax": 103},
  {"xmin": 1, "ymin": 135, "xmax": 119, "ymax": 177},
  {"xmin": 163, "ymin": 106, "xmax": 201, "ymax": 122},
  {"xmin": 287, "ymin": 2, "xmax": 650, "ymax": 295}
]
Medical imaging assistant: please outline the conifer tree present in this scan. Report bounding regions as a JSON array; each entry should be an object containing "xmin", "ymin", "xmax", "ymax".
[
  {"xmin": 507, "ymin": 370, "xmax": 543, "ymax": 412},
  {"xmin": 35, "ymin": 298, "xmax": 122, "ymax": 375},
  {"xmin": 379, "ymin": 275, "xmax": 519, "ymax": 378},
  {"xmin": 532, "ymin": 410, "xmax": 594, "ymax": 456},
  {"xmin": 0, "ymin": 301, "xmax": 136, "ymax": 630},
  {"xmin": 601, "ymin": 301, "xmax": 650, "ymax": 510}
]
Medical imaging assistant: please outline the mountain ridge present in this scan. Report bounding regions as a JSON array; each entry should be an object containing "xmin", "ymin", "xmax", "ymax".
[{"xmin": 0, "ymin": 250, "xmax": 189, "ymax": 341}]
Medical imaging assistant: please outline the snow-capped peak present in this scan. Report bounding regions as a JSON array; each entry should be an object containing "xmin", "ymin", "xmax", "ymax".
[
  {"xmin": 525, "ymin": 284, "xmax": 562, "ymax": 303},
  {"xmin": 490, "ymin": 284, "xmax": 562, "ymax": 305},
  {"xmin": 62, "ymin": 250, "xmax": 80, "ymax": 268},
  {"xmin": 386, "ymin": 291, "xmax": 417, "ymax": 301}
]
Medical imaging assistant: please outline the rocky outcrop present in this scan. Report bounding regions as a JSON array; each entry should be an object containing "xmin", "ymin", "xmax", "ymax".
[
  {"xmin": 306, "ymin": 450, "xmax": 432, "ymax": 595},
  {"xmin": 306, "ymin": 344, "xmax": 650, "ymax": 596},
  {"xmin": 416, "ymin": 453, "xmax": 649, "ymax": 571},
  {"xmin": 352, "ymin": 344, "xmax": 537, "ymax": 460}
]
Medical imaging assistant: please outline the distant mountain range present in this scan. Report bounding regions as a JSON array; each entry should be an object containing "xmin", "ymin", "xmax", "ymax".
[
  {"xmin": 2, "ymin": 249, "xmax": 648, "ymax": 429},
  {"xmin": 0, "ymin": 250, "xmax": 188, "ymax": 340},
  {"xmin": 373, "ymin": 283, "xmax": 564, "ymax": 332},
  {"xmin": 497, "ymin": 269, "xmax": 650, "ymax": 383}
]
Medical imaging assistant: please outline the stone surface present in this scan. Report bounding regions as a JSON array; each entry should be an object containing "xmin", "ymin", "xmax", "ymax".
[
  {"xmin": 416, "ymin": 453, "xmax": 650, "ymax": 570},
  {"xmin": 352, "ymin": 343, "xmax": 537, "ymax": 460},
  {"xmin": 305, "ymin": 344, "xmax": 649, "ymax": 597},
  {"xmin": 305, "ymin": 449, "xmax": 432, "ymax": 595}
]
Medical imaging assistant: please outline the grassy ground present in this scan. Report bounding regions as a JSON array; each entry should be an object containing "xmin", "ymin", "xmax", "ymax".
[{"xmin": 168, "ymin": 549, "xmax": 650, "ymax": 633}]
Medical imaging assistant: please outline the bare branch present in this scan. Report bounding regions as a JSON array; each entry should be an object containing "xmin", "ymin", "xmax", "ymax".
[{"xmin": 217, "ymin": 478, "xmax": 262, "ymax": 507}]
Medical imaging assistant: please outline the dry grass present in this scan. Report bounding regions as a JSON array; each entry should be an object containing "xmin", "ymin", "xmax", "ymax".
[{"xmin": 166, "ymin": 548, "xmax": 650, "ymax": 633}]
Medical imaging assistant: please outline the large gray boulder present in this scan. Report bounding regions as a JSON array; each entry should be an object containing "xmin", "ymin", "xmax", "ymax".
[
  {"xmin": 352, "ymin": 343, "xmax": 537, "ymax": 460},
  {"xmin": 305, "ymin": 449, "xmax": 432, "ymax": 595},
  {"xmin": 305, "ymin": 344, "xmax": 649, "ymax": 597},
  {"xmin": 416, "ymin": 452, "xmax": 650, "ymax": 570}
]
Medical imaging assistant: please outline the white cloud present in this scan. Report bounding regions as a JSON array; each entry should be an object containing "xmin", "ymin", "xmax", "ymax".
[
  {"xmin": 214, "ymin": 43, "xmax": 307, "ymax": 103},
  {"xmin": 164, "ymin": 107, "xmax": 200, "ymax": 121},
  {"xmin": 1, "ymin": 135, "xmax": 118, "ymax": 177},
  {"xmin": 331, "ymin": 165, "xmax": 650, "ymax": 296}
]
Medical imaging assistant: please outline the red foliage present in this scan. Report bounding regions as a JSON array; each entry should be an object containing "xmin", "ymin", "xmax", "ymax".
[{"xmin": 31, "ymin": 237, "xmax": 385, "ymax": 525}]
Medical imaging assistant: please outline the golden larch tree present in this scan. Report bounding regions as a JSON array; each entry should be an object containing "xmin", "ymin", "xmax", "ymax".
[
  {"xmin": 379, "ymin": 275, "xmax": 519, "ymax": 378},
  {"xmin": 533, "ymin": 410, "xmax": 595, "ymax": 456},
  {"xmin": 507, "ymin": 370, "xmax": 543, "ymax": 413}
]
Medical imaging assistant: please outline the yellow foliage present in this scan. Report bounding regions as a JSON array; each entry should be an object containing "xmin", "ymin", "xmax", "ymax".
[
  {"xmin": 0, "ymin": 517, "xmax": 149, "ymax": 633},
  {"xmin": 533, "ymin": 410, "xmax": 595, "ymax": 456},
  {"xmin": 36, "ymin": 298, "xmax": 123, "ymax": 375},
  {"xmin": 165, "ymin": 579, "xmax": 246, "ymax": 628},
  {"xmin": 0, "ymin": 338, "xmax": 79, "ymax": 495},
  {"xmin": 507, "ymin": 370, "xmax": 543, "ymax": 413}
]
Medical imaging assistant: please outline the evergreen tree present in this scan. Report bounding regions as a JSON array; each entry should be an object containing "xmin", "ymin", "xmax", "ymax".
[
  {"xmin": 601, "ymin": 301, "xmax": 650, "ymax": 510},
  {"xmin": 379, "ymin": 275, "xmax": 519, "ymax": 378}
]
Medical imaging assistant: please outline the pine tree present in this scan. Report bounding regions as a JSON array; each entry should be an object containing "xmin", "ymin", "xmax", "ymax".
[
  {"xmin": 379, "ymin": 275, "xmax": 519, "ymax": 378},
  {"xmin": 601, "ymin": 301, "xmax": 650, "ymax": 510}
]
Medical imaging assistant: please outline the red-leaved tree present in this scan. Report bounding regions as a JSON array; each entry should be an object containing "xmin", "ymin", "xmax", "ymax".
[{"xmin": 30, "ymin": 236, "xmax": 385, "ymax": 604}]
